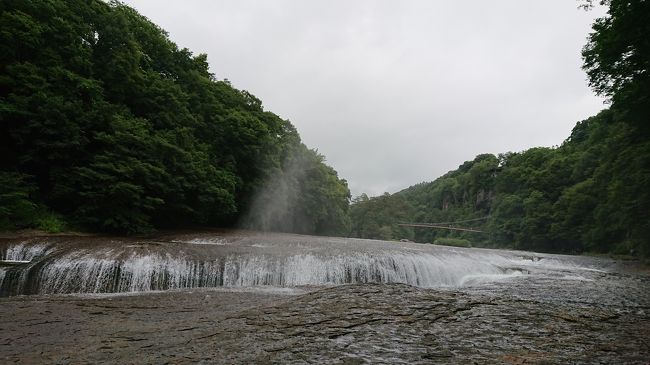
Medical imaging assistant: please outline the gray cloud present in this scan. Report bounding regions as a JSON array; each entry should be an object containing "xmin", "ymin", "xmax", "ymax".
[{"xmin": 122, "ymin": 0, "xmax": 607, "ymax": 196}]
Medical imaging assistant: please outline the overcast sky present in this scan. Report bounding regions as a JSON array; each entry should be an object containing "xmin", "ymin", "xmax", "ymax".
[{"xmin": 122, "ymin": 0, "xmax": 606, "ymax": 197}]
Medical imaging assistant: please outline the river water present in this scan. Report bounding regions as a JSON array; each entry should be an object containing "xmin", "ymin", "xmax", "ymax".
[{"xmin": 0, "ymin": 231, "xmax": 648, "ymax": 363}]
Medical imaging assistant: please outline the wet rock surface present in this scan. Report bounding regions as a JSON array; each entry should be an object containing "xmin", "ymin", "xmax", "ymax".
[{"xmin": 1, "ymin": 281, "xmax": 649, "ymax": 364}]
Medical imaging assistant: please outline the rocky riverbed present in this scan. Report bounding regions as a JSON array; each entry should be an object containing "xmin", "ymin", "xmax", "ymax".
[
  {"xmin": 1, "ymin": 281, "xmax": 649, "ymax": 364},
  {"xmin": 1, "ymin": 232, "xmax": 649, "ymax": 363}
]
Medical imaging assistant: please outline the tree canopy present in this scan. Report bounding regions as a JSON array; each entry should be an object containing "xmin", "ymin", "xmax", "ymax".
[
  {"xmin": 0, "ymin": 0, "xmax": 350, "ymax": 234},
  {"xmin": 582, "ymin": 0, "xmax": 650, "ymax": 133}
]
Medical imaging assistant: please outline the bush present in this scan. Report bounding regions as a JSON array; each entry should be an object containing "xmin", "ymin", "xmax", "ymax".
[
  {"xmin": 433, "ymin": 237, "xmax": 473, "ymax": 248},
  {"xmin": 35, "ymin": 212, "xmax": 66, "ymax": 233},
  {"xmin": 0, "ymin": 172, "xmax": 38, "ymax": 230}
]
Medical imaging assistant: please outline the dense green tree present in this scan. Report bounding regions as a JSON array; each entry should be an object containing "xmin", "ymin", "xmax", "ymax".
[
  {"xmin": 582, "ymin": 0, "xmax": 650, "ymax": 132},
  {"xmin": 241, "ymin": 145, "xmax": 350, "ymax": 236},
  {"xmin": 0, "ymin": 172, "xmax": 37, "ymax": 230},
  {"xmin": 0, "ymin": 0, "xmax": 350, "ymax": 234},
  {"xmin": 350, "ymin": 108, "xmax": 648, "ymax": 256},
  {"xmin": 349, "ymin": 193, "xmax": 414, "ymax": 241}
]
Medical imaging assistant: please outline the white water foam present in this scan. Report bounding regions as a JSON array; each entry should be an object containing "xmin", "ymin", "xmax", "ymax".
[
  {"xmin": 0, "ymin": 238, "xmax": 598, "ymax": 295},
  {"xmin": 176, "ymin": 238, "xmax": 228, "ymax": 245},
  {"xmin": 2, "ymin": 241, "xmax": 51, "ymax": 261},
  {"xmin": 6, "ymin": 249, "xmax": 526, "ymax": 294}
]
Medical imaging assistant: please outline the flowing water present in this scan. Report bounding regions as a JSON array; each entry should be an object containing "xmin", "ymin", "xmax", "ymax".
[
  {"xmin": 0, "ymin": 231, "xmax": 648, "ymax": 363},
  {"xmin": 0, "ymin": 232, "xmax": 600, "ymax": 295}
]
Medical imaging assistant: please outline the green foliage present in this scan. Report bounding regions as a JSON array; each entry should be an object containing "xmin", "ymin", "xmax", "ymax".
[
  {"xmin": 241, "ymin": 146, "xmax": 351, "ymax": 236},
  {"xmin": 0, "ymin": 172, "xmax": 37, "ymax": 230},
  {"xmin": 0, "ymin": 0, "xmax": 350, "ymax": 234},
  {"xmin": 0, "ymin": 172, "xmax": 66, "ymax": 233},
  {"xmin": 350, "ymin": 109, "xmax": 649, "ymax": 256},
  {"xmin": 34, "ymin": 211, "xmax": 66, "ymax": 233},
  {"xmin": 582, "ymin": 0, "xmax": 650, "ymax": 132},
  {"xmin": 349, "ymin": 193, "xmax": 414, "ymax": 241}
]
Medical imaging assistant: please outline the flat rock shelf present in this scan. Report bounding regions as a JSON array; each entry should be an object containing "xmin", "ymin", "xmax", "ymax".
[{"xmin": 0, "ymin": 284, "xmax": 648, "ymax": 364}]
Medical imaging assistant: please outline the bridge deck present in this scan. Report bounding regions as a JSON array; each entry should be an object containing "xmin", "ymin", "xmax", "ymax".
[{"xmin": 397, "ymin": 223, "xmax": 483, "ymax": 233}]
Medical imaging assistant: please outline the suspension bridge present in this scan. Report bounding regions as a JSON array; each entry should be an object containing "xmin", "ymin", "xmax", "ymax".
[{"xmin": 397, "ymin": 216, "xmax": 489, "ymax": 233}]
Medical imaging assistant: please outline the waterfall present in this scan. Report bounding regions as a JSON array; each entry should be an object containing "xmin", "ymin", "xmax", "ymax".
[
  {"xmin": 0, "ymin": 234, "xmax": 567, "ymax": 296},
  {"xmin": 2, "ymin": 241, "xmax": 52, "ymax": 261}
]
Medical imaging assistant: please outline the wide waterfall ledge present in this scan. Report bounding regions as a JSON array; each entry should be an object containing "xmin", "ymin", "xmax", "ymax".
[{"xmin": 0, "ymin": 233, "xmax": 600, "ymax": 296}]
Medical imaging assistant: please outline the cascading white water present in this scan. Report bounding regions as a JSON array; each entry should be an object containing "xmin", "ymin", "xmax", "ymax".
[
  {"xmin": 0, "ymin": 234, "xmax": 594, "ymax": 296},
  {"xmin": 2, "ymin": 241, "xmax": 52, "ymax": 261},
  {"xmin": 0, "ymin": 241, "xmax": 53, "ymax": 292}
]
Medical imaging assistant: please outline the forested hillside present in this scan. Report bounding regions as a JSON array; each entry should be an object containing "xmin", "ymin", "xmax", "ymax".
[
  {"xmin": 350, "ymin": 0, "xmax": 650, "ymax": 257},
  {"xmin": 0, "ymin": 0, "xmax": 350, "ymax": 234}
]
